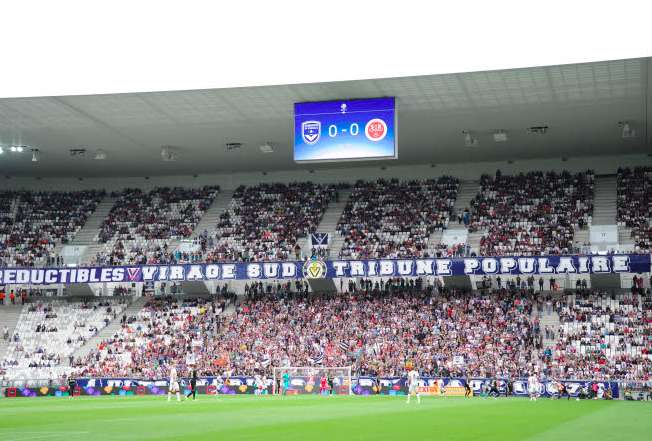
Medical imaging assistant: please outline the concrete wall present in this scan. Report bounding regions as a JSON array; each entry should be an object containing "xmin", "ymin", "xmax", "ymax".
[{"xmin": 3, "ymin": 153, "xmax": 652, "ymax": 192}]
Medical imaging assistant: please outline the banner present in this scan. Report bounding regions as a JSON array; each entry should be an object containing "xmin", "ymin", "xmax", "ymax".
[
  {"xmin": 0, "ymin": 254, "xmax": 648, "ymax": 285},
  {"xmin": 310, "ymin": 233, "xmax": 330, "ymax": 247},
  {"xmin": 4, "ymin": 376, "xmax": 619, "ymax": 399}
]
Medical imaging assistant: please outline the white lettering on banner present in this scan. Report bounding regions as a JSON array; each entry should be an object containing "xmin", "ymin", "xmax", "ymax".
[
  {"xmin": 577, "ymin": 256, "xmax": 589, "ymax": 273},
  {"xmin": 592, "ymin": 256, "xmax": 609, "ymax": 273},
  {"xmin": 481, "ymin": 258, "xmax": 498, "ymax": 274},
  {"xmin": 379, "ymin": 260, "xmax": 394, "ymax": 276},
  {"xmin": 332, "ymin": 261, "xmax": 348, "ymax": 277},
  {"xmin": 169, "ymin": 266, "xmax": 184, "ymax": 280},
  {"xmin": 463, "ymin": 259, "xmax": 480, "ymax": 274},
  {"xmin": 16, "ymin": 270, "xmax": 29, "ymax": 284},
  {"xmin": 350, "ymin": 261, "xmax": 365, "ymax": 276},
  {"xmin": 556, "ymin": 257, "xmax": 576, "ymax": 273},
  {"xmin": 187, "ymin": 265, "xmax": 204, "ymax": 280},
  {"xmin": 612, "ymin": 255, "xmax": 629, "ymax": 272},
  {"xmin": 158, "ymin": 267, "xmax": 169, "ymax": 281},
  {"xmin": 59, "ymin": 269, "xmax": 70, "ymax": 283},
  {"xmin": 142, "ymin": 267, "xmax": 158, "ymax": 281},
  {"xmin": 77, "ymin": 269, "xmax": 89, "ymax": 283},
  {"xmin": 518, "ymin": 258, "xmax": 535, "ymax": 273},
  {"xmin": 89, "ymin": 269, "xmax": 100, "ymax": 283},
  {"xmin": 397, "ymin": 260, "xmax": 413, "ymax": 275},
  {"xmin": 436, "ymin": 259, "xmax": 452, "ymax": 276},
  {"xmin": 415, "ymin": 259, "xmax": 434, "ymax": 275},
  {"xmin": 367, "ymin": 261, "xmax": 378, "ymax": 276},
  {"xmin": 247, "ymin": 264, "xmax": 261, "ymax": 278},
  {"xmin": 30, "ymin": 270, "xmax": 44, "ymax": 284},
  {"xmin": 112, "ymin": 268, "xmax": 124, "ymax": 282},
  {"xmin": 499, "ymin": 258, "xmax": 517, "ymax": 273},
  {"xmin": 101, "ymin": 268, "xmax": 112, "ymax": 282},
  {"xmin": 537, "ymin": 258, "xmax": 554, "ymax": 273},
  {"xmin": 263, "ymin": 263, "xmax": 279, "ymax": 278},
  {"xmin": 44, "ymin": 270, "xmax": 58, "ymax": 284},
  {"xmin": 205, "ymin": 265, "xmax": 220, "ymax": 279},
  {"xmin": 280, "ymin": 263, "xmax": 295, "ymax": 278}
]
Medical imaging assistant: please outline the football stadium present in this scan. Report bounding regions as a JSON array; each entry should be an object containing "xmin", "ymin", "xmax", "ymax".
[{"xmin": 0, "ymin": 3, "xmax": 651, "ymax": 440}]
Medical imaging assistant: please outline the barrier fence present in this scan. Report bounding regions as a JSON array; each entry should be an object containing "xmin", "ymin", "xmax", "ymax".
[{"xmin": 1, "ymin": 376, "xmax": 632, "ymax": 399}]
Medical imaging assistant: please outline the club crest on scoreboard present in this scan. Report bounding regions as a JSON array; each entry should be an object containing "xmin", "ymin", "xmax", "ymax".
[
  {"xmin": 302, "ymin": 258, "xmax": 327, "ymax": 279},
  {"xmin": 301, "ymin": 120, "xmax": 321, "ymax": 145}
]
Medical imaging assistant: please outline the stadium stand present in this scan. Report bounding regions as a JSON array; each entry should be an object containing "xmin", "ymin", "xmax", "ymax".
[
  {"xmin": 468, "ymin": 170, "xmax": 594, "ymax": 256},
  {"xmin": 92, "ymin": 186, "xmax": 219, "ymax": 265},
  {"xmin": 617, "ymin": 167, "xmax": 652, "ymax": 251},
  {"xmin": 0, "ymin": 299, "xmax": 127, "ymax": 381},
  {"xmin": 72, "ymin": 296, "xmax": 230, "ymax": 378},
  {"xmin": 202, "ymin": 183, "xmax": 341, "ymax": 262},
  {"xmin": 544, "ymin": 289, "xmax": 651, "ymax": 381},
  {"xmin": 336, "ymin": 177, "xmax": 459, "ymax": 259},
  {"xmin": 0, "ymin": 190, "xmax": 105, "ymax": 267}
]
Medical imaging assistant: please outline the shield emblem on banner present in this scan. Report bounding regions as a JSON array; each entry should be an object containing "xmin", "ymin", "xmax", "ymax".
[{"xmin": 301, "ymin": 120, "xmax": 321, "ymax": 145}]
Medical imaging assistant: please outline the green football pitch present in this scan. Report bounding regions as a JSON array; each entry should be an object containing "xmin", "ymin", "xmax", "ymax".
[{"xmin": 0, "ymin": 395, "xmax": 650, "ymax": 441}]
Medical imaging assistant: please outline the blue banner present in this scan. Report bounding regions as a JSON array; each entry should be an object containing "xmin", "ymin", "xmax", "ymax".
[
  {"xmin": 6, "ymin": 376, "xmax": 619, "ymax": 399},
  {"xmin": 0, "ymin": 254, "xmax": 648, "ymax": 285}
]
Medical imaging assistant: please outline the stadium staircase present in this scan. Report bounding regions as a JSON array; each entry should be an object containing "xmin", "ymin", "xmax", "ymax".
[
  {"xmin": 448, "ymin": 180, "xmax": 482, "ymax": 254},
  {"xmin": 180, "ymin": 190, "xmax": 234, "ymax": 296},
  {"xmin": 69, "ymin": 296, "xmax": 147, "ymax": 362},
  {"xmin": 532, "ymin": 303, "xmax": 561, "ymax": 350},
  {"xmin": 188, "ymin": 190, "xmax": 235, "ymax": 239},
  {"xmin": 0, "ymin": 305, "xmax": 23, "ymax": 360},
  {"xmin": 617, "ymin": 226, "xmax": 633, "ymax": 248},
  {"xmin": 74, "ymin": 196, "xmax": 119, "ymax": 265},
  {"xmin": 304, "ymin": 189, "xmax": 352, "ymax": 259},
  {"xmin": 591, "ymin": 175, "xmax": 617, "ymax": 226}
]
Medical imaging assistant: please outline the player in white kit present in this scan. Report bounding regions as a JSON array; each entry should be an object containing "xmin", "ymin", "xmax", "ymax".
[
  {"xmin": 527, "ymin": 373, "xmax": 539, "ymax": 401},
  {"xmin": 406, "ymin": 368, "xmax": 421, "ymax": 404},
  {"xmin": 168, "ymin": 365, "xmax": 181, "ymax": 402}
]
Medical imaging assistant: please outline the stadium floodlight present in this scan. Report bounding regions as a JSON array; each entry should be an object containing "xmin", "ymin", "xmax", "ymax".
[
  {"xmin": 493, "ymin": 130, "xmax": 508, "ymax": 143},
  {"xmin": 94, "ymin": 149, "xmax": 107, "ymax": 160},
  {"xmin": 0, "ymin": 146, "xmax": 3, "ymax": 154},
  {"xmin": 259, "ymin": 143, "xmax": 274, "ymax": 153},
  {"xmin": 462, "ymin": 130, "xmax": 479, "ymax": 147},
  {"xmin": 16, "ymin": 146, "xmax": 24, "ymax": 152},
  {"xmin": 161, "ymin": 146, "xmax": 179, "ymax": 161},
  {"xmin": 10, "ymin": 146, "xmax": 17, "ymax": 152},
  {"xmin": 619, "ymin": 121, "xmax": 636, "ymax": 139},
  {"xmin": 31, "ymin": 149, "xmax": 40, "ymax": 162}
]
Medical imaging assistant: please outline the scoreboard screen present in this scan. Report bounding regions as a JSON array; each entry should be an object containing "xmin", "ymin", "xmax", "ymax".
[{"xmin": 294, "ymin": 97, "xmax": 397, "ymax": 162}]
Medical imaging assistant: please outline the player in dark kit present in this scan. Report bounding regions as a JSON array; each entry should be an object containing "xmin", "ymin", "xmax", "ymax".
[
  {"xmin": 68, "ymin": 376, "xmax": 76, "ymax": 399},
  {"xmin": 464, "ymin": 378, "xmax": 472, "ymax": 398},
  {"xmin": 186, "ymin": 368, "xmax": 198, "ymax": 400}
]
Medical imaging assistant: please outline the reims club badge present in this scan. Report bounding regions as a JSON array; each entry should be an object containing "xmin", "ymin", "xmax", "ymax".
[{"xmin": 365, "ymin": 118, "xmax": 388, "ymax": 142}]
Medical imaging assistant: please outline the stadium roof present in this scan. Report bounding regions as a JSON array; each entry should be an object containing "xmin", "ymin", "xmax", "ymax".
[{"xmin": 0, "ymin": 57, "xmax": 650, "ymax": 178}]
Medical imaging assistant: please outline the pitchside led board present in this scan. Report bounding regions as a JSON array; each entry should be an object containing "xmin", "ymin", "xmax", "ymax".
[{"xmin": 294, "ymin": 97, "xmax": 397, "ymax": 162}]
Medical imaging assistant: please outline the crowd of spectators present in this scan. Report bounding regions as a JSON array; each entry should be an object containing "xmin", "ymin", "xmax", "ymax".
[
  {"xmin": 92, "ymin": 186, "xmax": 219, "ymax": 265},
  {"xmin": 0, "ymin": 299, "xmax": 127, "ymax": 381},
  {"xmin": 617, "ymin": 167, "xmax": 652, "ymax": 251},
  {"xmin": 336, "ymin": 178, "xmax": 458, "ymax": 259},
  {"xmin": 469, "ymin": 170, "xmax": 594, "ymax": 256},
  {"xmin": 202, "ymin": 183, "xmax": 341, "ymax": 262},
  {"xmin": 0, "ymin": 190, "xmax": 104, "ymax": 267},
  {"xmin": 72, "ymin": 296, "xmax": 231, "ymax": 378},
  {"xmin": 542, "ymin": 289, "xmax": 651, "ymax": 381}
]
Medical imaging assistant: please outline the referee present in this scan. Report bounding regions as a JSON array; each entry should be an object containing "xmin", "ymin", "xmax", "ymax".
[
  {"xmin": 68, "ymin": 376, "xmax": 76, "ymax": 399},
  {"xmin": 186, "ymin": 368, "xmax": 198, "ymax": 400}
]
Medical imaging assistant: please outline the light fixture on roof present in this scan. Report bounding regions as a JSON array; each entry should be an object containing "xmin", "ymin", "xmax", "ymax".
[
  {"xmin": 31, "ymin": 149, "xmax": 40, "ymax": 162},
  {"xmin": 259, "ymin": 143, "xmax": 274, "ymax": 153},
  {"xmin": 618, "ymin": 121, "xmax": 636, "ymax": 139},
  {"xmin": 0, "ymin": 147, "xmax": 3, "ymax": 154},
  {"xmin": 69, "ymin": 148, "xmax": 87, "ymax": 157},
  {"xmin": 94, "ymin": 149, "xmax": 107, "ymax": 160},
  {"xmin": 493, "ymin": 130, "xmax": 508, "ymax": 143},
  {"xmin": 462, "ymin": 130, "xmax": 479, "ymax": 147},
  {"xmin": 161, "ymin": 146, "xmax": 179, "ymax": 162},
  {"xmin": 526, "ymin": 125, "xmax": 548, "ymax": 135},
  {"xmin": 225, "ymin": 142, "xmax": 242, "ymax": 151}
]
